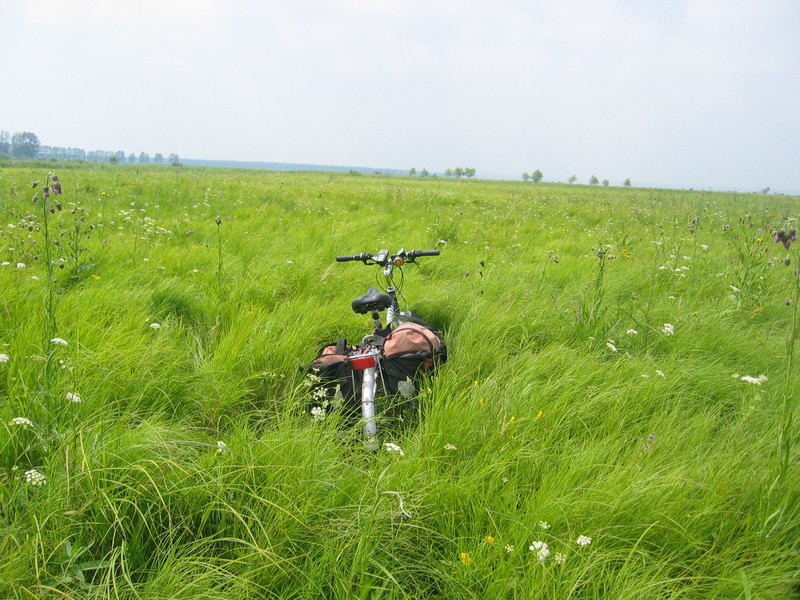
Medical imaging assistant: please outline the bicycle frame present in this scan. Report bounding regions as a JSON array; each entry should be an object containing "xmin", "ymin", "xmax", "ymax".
[
  {"xmin": 354, "ymin": 262, "xmax": 400, "ymax": 449},
  {"xmin": 336, "ymin": 248, "xmax": 439, "ymax": 448}
]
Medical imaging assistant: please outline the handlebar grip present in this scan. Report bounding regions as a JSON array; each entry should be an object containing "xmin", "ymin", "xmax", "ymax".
[
  {"xmin": 409, "ymin": 249, "xmax": 440, "ymax": 258},
  {"xmin": 336, "ymin": 253, "xmax": 368, "ymax": 262}
]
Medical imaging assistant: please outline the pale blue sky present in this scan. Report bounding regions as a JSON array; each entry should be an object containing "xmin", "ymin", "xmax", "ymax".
[{"xmin": 2, "ymin": 0, "xmax": 798, "ymax": 192}]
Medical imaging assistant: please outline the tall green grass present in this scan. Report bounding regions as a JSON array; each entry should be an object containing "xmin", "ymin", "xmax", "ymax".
[{"xmin": 0, "ymin": 164, "xmax": 798, "ymax": 599}]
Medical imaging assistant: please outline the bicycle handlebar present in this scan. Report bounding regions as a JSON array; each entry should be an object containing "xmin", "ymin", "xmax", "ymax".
[
  {"xmin": 408, "ymin": 249, "xmax": 440, "ymax": 258},
  {"xmin": 336, "ymin": 253, "xmax": 369, "ymax": 262},
  {"xmin": 336, "ymin": 248, "xmax": 440, "ymax": 265}
]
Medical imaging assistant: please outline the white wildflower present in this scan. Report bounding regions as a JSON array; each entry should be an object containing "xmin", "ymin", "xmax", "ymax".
[
  {"xmin": 16, "ymin": 262, "xmax": 25, "ymax": 269},
  {"xmin": 66, "ymin": 392, "xmax": 82, "ymax": 403},
  {"xmin": 741, "ymin": 375, "xmax": 768, "ymax": 385},
  {"xmin": 641, "ymin": 373, "xmax": 650, "ymax": 378},
  {"xmin": 606, "ymin": 341, "xmax": 617, "ymax": 352},
  {"xmin": 50, "ymin": 337, "xmax": 68, "ymax": 346},
  {"xmin": 656, "ymin": 370, "xmax": 666, "ymax": 377},
  {"xmin": 384, "ymin": 442, "xmax": 405, "ymax": 456},
  {"xmin": 554, "ymin": 552, "xmax": 567, "ymax": 565},
  {"xmin": 25, "ymin": 469, "xmax": 46, "ymax": 486},
  {"xmin": 443, "ymin": 443, "xmax": 457, "ymax": 450},
  {"xmin": 310, "ymin": 405, "xmax": 326, "ymax": 421},
  {"xmin": 627, "ymin": 329, "xmax": 638, "ymax": 335},
  {"xmin": 660, "ymin": 323, "xmax": 675, "ymax": 336},
  {"xmin": 529, "ymin": 541, "xmax": 550, "ymax": 562},
  {"xmin": 0, "ymin": 353, "xmax": 9, "ymax": 363},
  {"xmin": 538, "ymin": 521, "xmax": 551, "ymax": 529},
  {"xmin": 216, "ymin": 440, "xmax": 228, "ymax": 454},
  {"xmin": 10, "ymin": 417, "xmax": 33, "ymax": 428},
  {"xmin": 576, "ymin": 535, "xmax": 592, "ymax": 547},
  {"xmin": 149, "ymin": 322, "xmax": 161, "ymax": 329},
  {"xmin": 730, "ymin": 285, "xmax": 741, "ymax": 292},
  {"xmin": 504, "ymin": 544, "xmax": 515, "ymax": 554}
]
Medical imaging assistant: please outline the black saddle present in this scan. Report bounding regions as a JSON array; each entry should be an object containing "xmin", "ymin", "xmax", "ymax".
[{"xmin": 352, "ymin": 287, "xmax": 393, "ymax": 314}]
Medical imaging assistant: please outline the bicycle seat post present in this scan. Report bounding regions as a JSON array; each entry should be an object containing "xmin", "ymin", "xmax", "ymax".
[{"xmin": 370, "ymin": 310, "xmax": 382, "ymax": 333}]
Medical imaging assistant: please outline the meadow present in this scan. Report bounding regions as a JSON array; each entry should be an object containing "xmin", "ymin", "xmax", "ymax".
[{"xmin": 0, "ymin": 162, "xmax": 798, "ymax": 599}]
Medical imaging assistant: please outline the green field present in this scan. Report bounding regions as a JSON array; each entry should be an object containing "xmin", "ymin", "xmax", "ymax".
[{"xmin": 1, "ymin": 163, "xmax": 798, "ymax": 599}]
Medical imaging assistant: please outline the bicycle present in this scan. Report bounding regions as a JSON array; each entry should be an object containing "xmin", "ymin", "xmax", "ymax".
[{"xmin": 312, "ymin": 248, "xmax": 443, "ymax": 449}]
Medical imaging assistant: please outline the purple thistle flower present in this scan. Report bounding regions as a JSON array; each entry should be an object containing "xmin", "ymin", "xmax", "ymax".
[
  {"xmin": 775, "ymin": 228, "xmax": 797, "ymax": 250},
  {"xmin": 43, "ymin": 186, "xmax": 50, "ymax": 199}
]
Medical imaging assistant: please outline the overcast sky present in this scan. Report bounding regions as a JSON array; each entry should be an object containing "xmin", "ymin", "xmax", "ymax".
[{"xmin": 2, "ymin": 0, "xmax": 798, "ymax": 192}]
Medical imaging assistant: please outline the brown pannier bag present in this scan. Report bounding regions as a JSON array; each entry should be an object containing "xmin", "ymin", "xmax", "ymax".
[{"xmin": 384, "ymin": 322, "xmax": 441, "ymax": 361}]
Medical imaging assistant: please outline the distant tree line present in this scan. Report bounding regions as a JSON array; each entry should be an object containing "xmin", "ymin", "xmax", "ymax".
[
  {"xmin": 521, "ymin": 170, "xmax": 632, "ymax": 187},
  {"xmin": 0, "ymin": 130, "xmax": 180, "ymax": 165},
  {"xmin": 408, "ymin": 167, "xmax": 476, "ymax": 178},
  {"xmin": 408, "ymin": 167, "xmax": 432, "ymax": 177},
  {"xmin": 443, "ymin": 167, "xmax": 476, "ymax": 178},
  {"xmin": 522, "ymin": 169, "xmax": 543, "ymax": 182}
]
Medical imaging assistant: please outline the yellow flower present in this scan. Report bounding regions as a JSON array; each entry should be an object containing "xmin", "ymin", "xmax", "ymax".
[
  {"xmin": 90, "ymin": 274, "xmax": 101, "ymax": 280},
  {"xmin": 508, "ymin": 416, "xmax": 516, "ymax": 423},
  {"xmin": 535, "ymin": 410, "xmax": 543, "ymax": 420},
  {"xmin": 459, "ymin": 552, "xmax": 473, "ymax": 566},
  {"xmin": 485, "ymin": 536, "xmax": 495, "ymax": 544}
]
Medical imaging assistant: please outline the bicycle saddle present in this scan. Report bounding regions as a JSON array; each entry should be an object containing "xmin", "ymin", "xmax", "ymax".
[{"xmin": 352, "ymin": 287, "xmax": 393, "ymax": 314}]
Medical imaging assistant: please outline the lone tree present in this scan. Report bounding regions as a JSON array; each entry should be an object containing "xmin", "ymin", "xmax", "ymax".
[
  {"xmin": 11, "ymin": 131, "xmax": 40, "ymax": 158},
  {"xmin": 568, "ymin": 175, "xmax": 577, "ymax": 184},
  {"xmin": 589, "ymin": 175, "xmax": 599, "ymax": 185},
  {"xmin": 623, "ymin": 178, "xmax": 631, "ymax": 187},
  {"xmin": 531, "ymin": 169, "xmax": 543, "ymax": 182}
]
